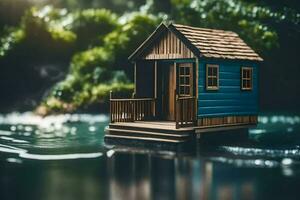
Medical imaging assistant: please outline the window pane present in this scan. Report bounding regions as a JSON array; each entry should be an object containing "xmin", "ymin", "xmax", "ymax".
[
  {"xmin": 180, "ymin": 77, "xmax": 185, "ymax": 85},
  {"xmin": 185, "ymin": 87, "xmax": 190, "ymax": 95},
  {"xmin": 180, "ymin": 86, "xmax": 185, "ymax": 94},
  {"xmin": 180, "ymin": 67, "xmax": 184, "ymax": 75},
  {"xmin": 243, "ymin": 69, "xmax": 246, "ymax": 78},
  {"xmin": 247, "ymin": 80, "xmax": 251, "ymax": 88},
  {"xmin": 212, "ymin": 78, "xmax": 217, "ymax": 87},
  {"xmin": 185, "ymin": 67, "xmax": 190, "ymax": 75},
  {"xmin": 207, "ymin": 66, "xmax": 212, "ymax": 76},
  {"xmin": 243, "ymin": 80, "xmax": 247, "ymax": 88},
  {"xmin": 212, "ymin": 67, "xmax": 217, "ymax": 76},
  {"xmin": 185, "ymin": 77, "xmax": 190, "ymax": 85},
  {"xmin": 208, "ymin": 78, "xmax": 213, "ymax": 86}
]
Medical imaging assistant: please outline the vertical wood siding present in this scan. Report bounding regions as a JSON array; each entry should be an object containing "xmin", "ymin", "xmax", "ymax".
[
  {"xmin": 198, "ymin": 60, "xmax": 259, "ymax": 117},
  {"xmin": 142, "ymin": 31, "xmax": 195, "ymax": 60}
]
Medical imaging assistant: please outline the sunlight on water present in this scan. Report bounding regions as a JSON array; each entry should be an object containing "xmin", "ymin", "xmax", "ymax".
[
  {"xmin": 19, "ymin": 152, "xmax": 103, "ymax": 160},
  {"xmin": 0, "ymin": 112, "xmax": 108, "ymax": 161},
  {"xmin": 219, "ymin": 146, "xmax": 300, "ymax": 158},
  {"xmin": 0, "ymin": 112, "xmax": 108, "ymax": 127},
  {"xmin": 217, "ymin": 114, "xmax": 300, "ymax": 169},
  {"xmin": 0, "ymin": 113, "xmax": 299, "ymax": 166},
  {"xmin": 0, "ymin": 144, "xmax": 103, "ymax": 161},
  {"xmin": 258, "ymin": 115, "xmax": 300, "ymax": 125},
  {"xmin": 210, "ymin": 156, "xmax": 280, "ymax": 168}
]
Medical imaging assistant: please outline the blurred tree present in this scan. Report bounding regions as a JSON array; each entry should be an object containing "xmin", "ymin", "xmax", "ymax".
[
  {"xmin": 41, "ymin": 13, "xmax": 158, "ymax": 113},
  {"xmin": 0, "ymin": 6, "xmax": 77, "ymax": 111},
  {"xmin": 71, "ymin": 9, "xmax": 119, "ymax": 50},
  {"xmin": 0, "ymin": 0, "xmax": 31, "ymax": 31},
  {"xmin": 0, "ymin": 0, "xmax": 299, "ymax": 113},
  {"xmin": 103, "ymin": 13, "xmax": 159, "ymax": 70}
]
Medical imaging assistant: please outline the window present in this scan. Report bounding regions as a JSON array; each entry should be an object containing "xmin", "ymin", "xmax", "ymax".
[
  {"xmin": 206, "ymin": 64, "xmax": 219, "ymax": 90},
  {"xmin": 241, "ymin": 67, "xmax": 253, "ymax": 90},
  {"xmin": 179, "ymin": 63, "xmax": 193, "ymax": 96}
]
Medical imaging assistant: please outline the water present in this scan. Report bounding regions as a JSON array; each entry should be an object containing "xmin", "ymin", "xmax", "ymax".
[{"xmin": 0, "ymin": 113, "xmax": 300, "ymax": 200}]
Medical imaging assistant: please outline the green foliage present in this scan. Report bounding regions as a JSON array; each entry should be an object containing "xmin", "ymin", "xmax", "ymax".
[
  {"xmin": 1, "ymin": 0, "xmax": 299, "ymax": 113},
  {"xmin": 148, "ymin": 0, "xmax": 299, "ymax": 53},
  {"xmin": 0, "ymin": 28, "xmax": 25, "ymax": 57},
  {"xmin": 39, "ymin": 13, "xmax": 157, "ymax": 114},
  {"xmin": 72, "ymin": 9, "xmax": 119, "ymax": 49},
  {"xmin": 103, "ymin": 13, "xmax": 159, "ymax": 68},
  {"xmin": 21, "ymin": 6, "xmax": 76, "ymax": 44},
  {"xmin": 51, "ymin": 75, "xmax": 79, "ymax": 103},
  {"xmin": 42, "ymin": 81, "xmax": 134, "ymax": 114},
  {"xmin": 71, "ymin": 47, "xmax": 114, "ymax": 76},
  {"xmin": 91, "ymin": 82, "xmax": 134, "ymax": 102},
  {"xmin": 0, "ymin": 6, "xmax": 77, "ymax": 62}
]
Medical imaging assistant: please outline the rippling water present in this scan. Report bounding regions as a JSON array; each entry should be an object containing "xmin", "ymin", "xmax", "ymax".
[{"xmin": 0, "ymin": 112, "xmax": 300, "ymax": 200}]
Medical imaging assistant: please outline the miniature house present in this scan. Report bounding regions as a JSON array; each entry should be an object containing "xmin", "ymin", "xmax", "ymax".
[{"xmin": 105, "ymin": 23, "xmax": 263, "ymax": 144}]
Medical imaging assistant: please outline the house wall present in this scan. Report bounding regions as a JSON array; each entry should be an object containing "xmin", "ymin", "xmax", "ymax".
[{"xmin": 197, "ymin": 59, "xmax": 259, "ymax": 118}]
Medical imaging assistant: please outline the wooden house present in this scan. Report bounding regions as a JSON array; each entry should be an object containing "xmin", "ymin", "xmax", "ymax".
[{"xmin": 105, "ymin": 22, "xmax": 263, "ymax": 144}]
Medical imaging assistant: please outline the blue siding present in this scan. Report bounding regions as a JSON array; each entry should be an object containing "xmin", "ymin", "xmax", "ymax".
[{"xmin": 198, "ymin": 60, "xmax": 259, "ymax": 118}]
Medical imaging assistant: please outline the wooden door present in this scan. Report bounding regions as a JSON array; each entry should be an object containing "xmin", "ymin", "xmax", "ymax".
[{"xmin": 162, "ymin": 63, "xmax": 176, "ymax": 120}]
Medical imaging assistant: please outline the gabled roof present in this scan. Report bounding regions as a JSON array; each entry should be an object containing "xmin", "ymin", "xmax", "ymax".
[{"xmin": 129, "ymin": 22, "xmax": 263, "ymax": 62}]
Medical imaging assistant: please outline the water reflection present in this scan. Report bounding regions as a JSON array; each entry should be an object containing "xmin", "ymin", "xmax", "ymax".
[
  {"xmin": 106, "ymin": 152, "xmax": 260, "ymax": 200},
  {"xmin": 108, "ymin": 153, "xmax": 185, "ymax": 200},
  {"xmin": 2, "ymin": 149, "xmax": 299, "ymax": 200}
]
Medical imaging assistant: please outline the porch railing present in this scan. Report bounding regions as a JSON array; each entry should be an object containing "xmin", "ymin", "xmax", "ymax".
[
  {"xmin": 175, "ymin": 95, "xmax": 197, "ymax": 128},
  {"xmin": 110, "ymin": 91, "xmax": 197, "ymax": 129},
  {"xmin": 110, "ymin": 92, "xmax": 156, "ymax": 123}
]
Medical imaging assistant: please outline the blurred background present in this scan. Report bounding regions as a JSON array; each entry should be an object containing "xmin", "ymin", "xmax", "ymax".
[{"xmin": 0, "ymin": 0, "xmax": 299, "ymax": 114}]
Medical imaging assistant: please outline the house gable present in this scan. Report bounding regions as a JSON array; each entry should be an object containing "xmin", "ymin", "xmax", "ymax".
[{"xmin": 142, "ymin": 30, "xmax": 196, "ymax": 60}]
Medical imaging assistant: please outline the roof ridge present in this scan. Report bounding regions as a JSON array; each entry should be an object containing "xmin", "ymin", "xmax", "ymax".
[{"xmin": 171, "ymin": 23, "xmax": 237, "ymax": 35}]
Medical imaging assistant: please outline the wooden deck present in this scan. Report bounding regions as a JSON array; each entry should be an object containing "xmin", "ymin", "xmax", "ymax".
[
  {"xmin": 104, "ymin": 120, "xmax": 255, "ymax": 145},
  {"xmin": 105, "ymin": 121, "xmax": 196, "ymax": 146},
  {"xmin": 110, "ymin": 121, "xmax": 195, "ymax": 131}
]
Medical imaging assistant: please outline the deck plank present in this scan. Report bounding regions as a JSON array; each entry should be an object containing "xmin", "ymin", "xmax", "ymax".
[
  {"xmin": 111, "ymin": 121, "xmax": 195, "ymax": 131},
  {"xmin": 105, "ymin": 134, "xmax": 184, "ymax": 143},
  {"xmin": 107, "ymin": 128, "xmax": 190, "ymax": 137}
]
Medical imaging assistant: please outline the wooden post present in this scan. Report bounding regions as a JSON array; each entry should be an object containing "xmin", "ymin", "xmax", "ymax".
[
  {"xmin": 194, "ymin": 97, "xmax": 197, "ymax": 125},
  {"xmin": 175, "ymin": 91, "xmax": 179, "ymax": 129},
  {"xmin": 110, "ymin": 91, "xmax": 113, "ymax": 123},
  {"xmin": 131, "ymin": 92, "xmax": 136, "ymax": 122},
  {"xmin": 195, "ymin": 58, "xmax": 199, "ymax": 126},
  {"xmin": 154, "ymin": 60, "xmax": 157, "ymax": 117},
  {"xmin": 134, "ymin": 62, "xmax": 137, "ymax": 95}
]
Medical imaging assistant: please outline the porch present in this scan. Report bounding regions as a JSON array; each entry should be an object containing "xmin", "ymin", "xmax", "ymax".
[
  {"xmin": 109, "ymin": 92, "xmax": 197, "ymax": 129},
  {"xmin": 105, "ymin": 88, "xmax": 197, "ymax": 144}
]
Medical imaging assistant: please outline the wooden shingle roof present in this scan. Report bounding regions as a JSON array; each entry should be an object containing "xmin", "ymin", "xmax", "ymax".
[
  {"xmin": 170, "ymin": 24, "xmax": 263, "ymax": 61},
  {"xmin": 129, "ymin": 23, "xmax": 263, "ymax": 62}
]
